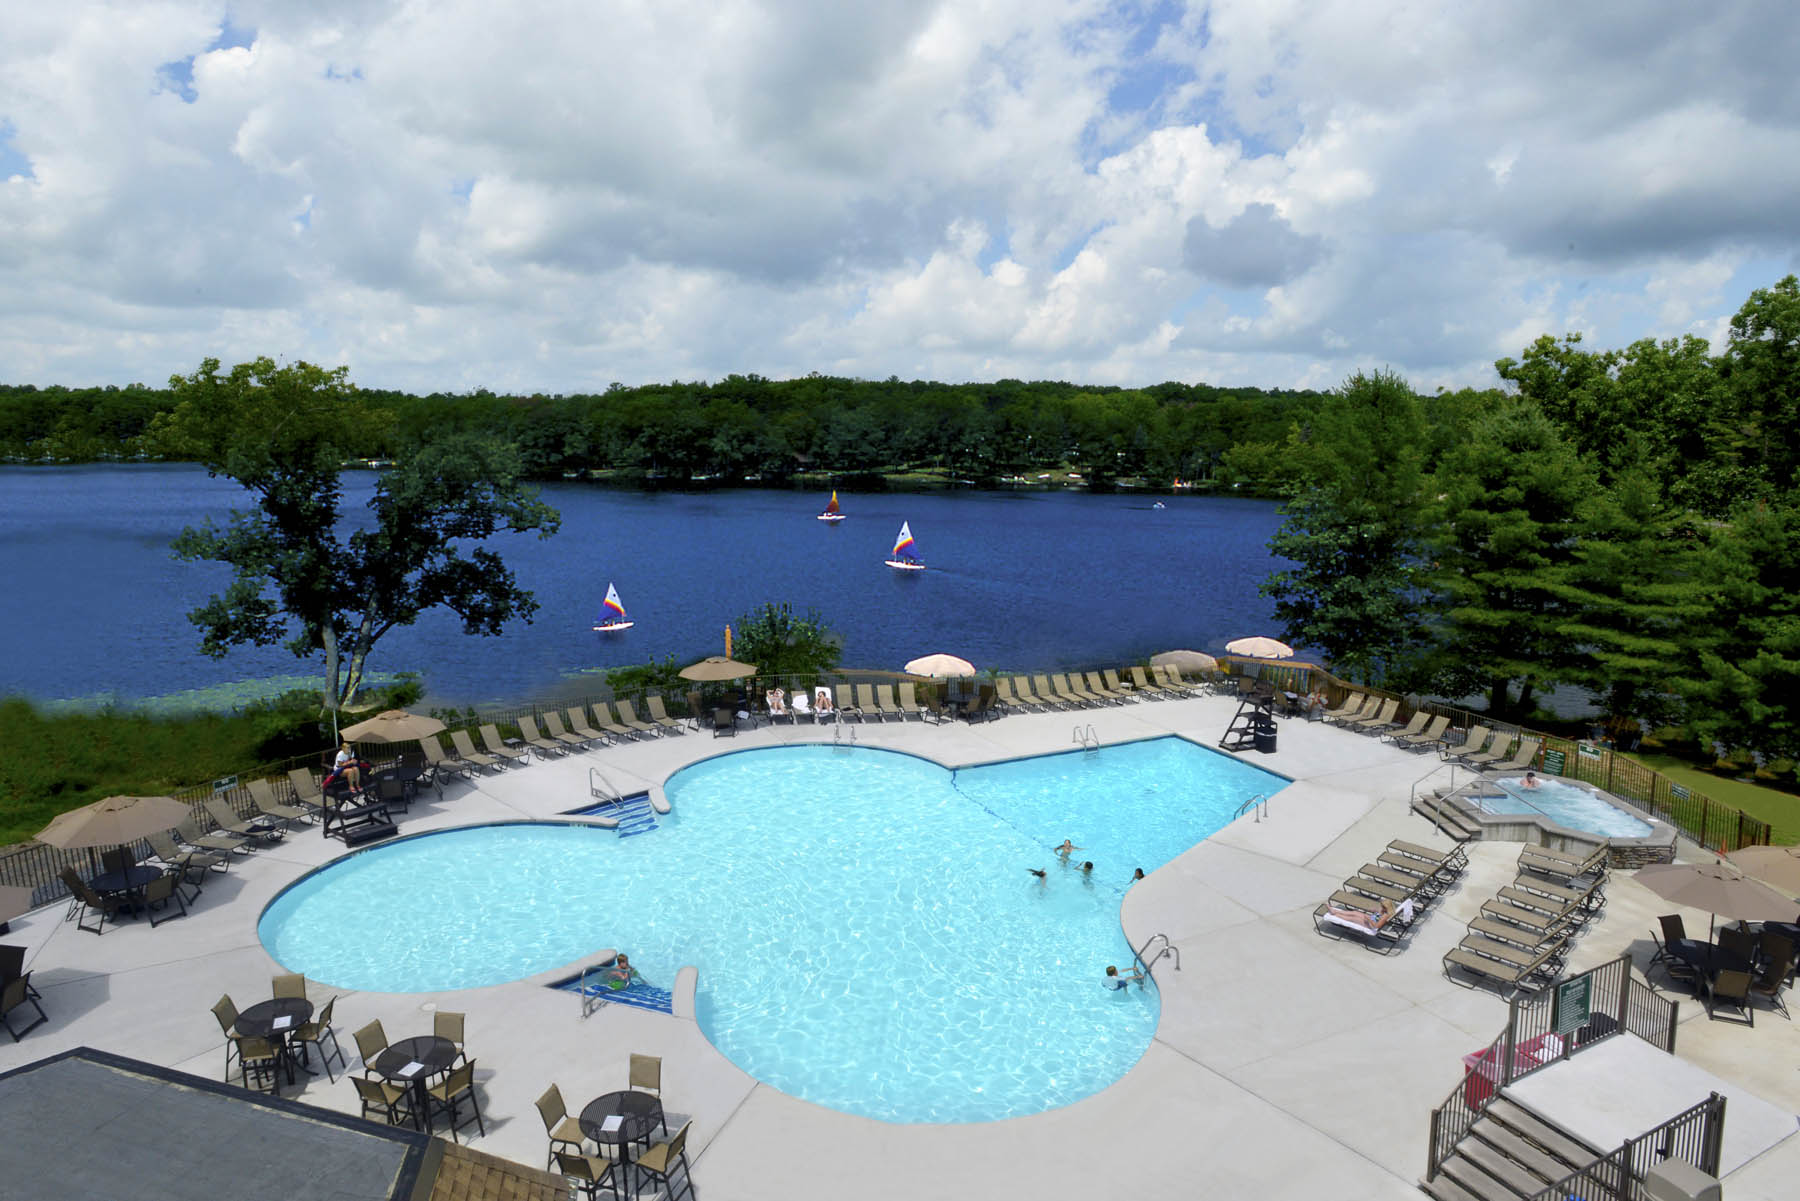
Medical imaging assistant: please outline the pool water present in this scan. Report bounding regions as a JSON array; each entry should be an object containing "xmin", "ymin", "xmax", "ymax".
[
  {"xmin": 1477, "ymin": 777, "xmax": 1654, "ymax": 839},
  {"xmin": 259, "ymin": 738, "xmax": 1285, "ymax": 1123}
]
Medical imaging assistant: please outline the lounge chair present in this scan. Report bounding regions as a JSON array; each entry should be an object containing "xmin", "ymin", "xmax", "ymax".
[
  {"xmin": 873, "ymin": 685, "xmax": 905, "ymax": 721},
  {"xmin": 1443, "ymin": 935, "xmax": 1564, "ymax": 998},
  {"xmin": 58, "ymin": 868, "xmax": 127, "ymax": 935},
  {"xmin": 286, "ymin": 768, "xmax": 332, "ymax": 814},
  {"xmin": 246, "ymin": 778, "xmax": 315, "ymax": 828},
  {"xmin": 1389, "ymin": 838, "xmax": 1469, "ymax": 874},
  {"xmin": 790, "ymin": 689, "xmax": 814, "ymax": 721},
  {"xmin": 1103, "ymin": 668, "xmax": 1139, "ymax": 701},
  {"xmin": 1129, "ymin": 665, "xmax": 1173, "ymax": 697},
  {"xmin": 1462, "ymin": 733, "xmax": 1519, "ymax": 768},
  {"xmin": 711, "ymin": 707, "xmax": 737, "ymax": 738},
  {"xmin": 1031, "ymin": 674, "xmax": 1070, "ymax": 709},
  {"xmin": 812, "ymin": 686, "xmax": 839, "ymax": 723},
  {"xmin": 1518, "ymin": 843, "xmax": 1607, "ymax": 887},
  {"xmin": 589, "ymin": 703, "xmax": 635, "ymax": 741},
  {"xmin": 419, "ymin": 735, "xmax": 473, "ymax": 780},
  {"xmin": 2, "ymin": 971, "xmax": 47, "ymax": 1041},
  {"xmin": 1051, "ymin": 673, "xmax": 1093, "ymax": 706},
  {"xmin": 646, "ymin": 695, "xmax": 687, "ymax": 734},
  {"xmin": 1446, "ymin": 725, "xmax": 1495, "ymax": 762},
  {"xmin": 1085, "ymin": 672, "xmax": 1129, "ymax": 704},
  {"xmin": 1380, "ymin": 711, "xmax": 1430, "ymax": 743},
  {"xmin": 835, "ymin": 684, "xmax": 864, "ymax": 721},
  {"xmin": 449, "ymin": 728, "xmax": 503, "ymax": 771},
  {"xmin": 1392, "ymin": 714, "xmax": 1450, "ymax": 749},
  {"xmin": 1487, "ymin": 738, "xmax": 1543, "ymax": 774},
  {"xmin": 517, "ymin": 715, "xmax": 568, "ymax": 758},
  {"xmin": 539, "ymin": 710, "xmax": 592, "ymax": 750},
  {"xmin": 1347, "ymin": 697, "xmax": 1400, "ymax": 731},
  {"xmin": 204, "ymin": 797, "xmax": 283, "ymax": 845},
  {"xmin": 855, "ymin": 684, "xmax": 887, "ymax": 721},
  {"xmin": 147, "ymin": 830, "xmax": 227, "ymax": 886},
  {"xmin": 1325, "ymin": 694, "xmax": 1379, "ymax": 726},
  {"xmin": 609, "ymin": 700, "xmax": 664, "ymax": 740},
  {"xmin": 1152, "ymin": 665, "xmax": 1197, "ymax": 696},
  {"xmin": 897, "ymin": 682, "xmax": 929, "ymax": 720},
  {"xmin": 1507, "ymin": 872, "xmax": 1604, "ymax": 916},
  {"xmin": 765, "ymin": 689, "xmax": 795, "ymax": 723},
  {"xmin": 1313, "ymin": 896, "xmax": 1415, "ymax": 953},
  {"xmin": 177, "ymin": 816, "xmax": 250, "ymax": 858},
  {"xmin": 1319, "ymin": 692, "xmax": 1366, "ymax": 722},
  {"xmin": 480, "ymin": 724, "xmax": 531, "ymax": 766},
  {"xmin": 1008, "ymin": 676, "xmax": 1050, "ymax": 710}
]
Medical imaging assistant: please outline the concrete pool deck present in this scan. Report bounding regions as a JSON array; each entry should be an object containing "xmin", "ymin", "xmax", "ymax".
[{"xmin": 4, "ymin": 694, "xmax": 1797, "ymax": 1199}]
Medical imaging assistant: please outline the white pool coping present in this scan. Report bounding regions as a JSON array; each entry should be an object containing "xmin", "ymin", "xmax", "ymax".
[{"xmin": 4, "ymin": 694, "xmax": 1797, "ymax": 1200}]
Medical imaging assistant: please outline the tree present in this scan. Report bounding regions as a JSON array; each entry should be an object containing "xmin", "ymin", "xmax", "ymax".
[
  {"xmin": 1688, "ymin": 500, "xmax": 1800, "ymax": 759},
  {"xmin": 729, "ymin": 603, "xmax": 842, "ymax": 678},
  {"xmin": 1719, "ymin": 274, "xmax": 1800, "ymax": 499},
  {"xmin": 1429, "ymin": 402, "xmax": 1597, "ymax": 717},
  {"xmin": 1260, "ymin": 370, "xmax": 1436, "ymax": 686},
  {"xmin": 151, "ymin": 356, "xmax": 561, "ymax": 719}
]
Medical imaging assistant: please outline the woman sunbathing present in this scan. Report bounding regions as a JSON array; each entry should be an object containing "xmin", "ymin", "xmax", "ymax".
[{"xmin": 1325, "ymin": 899, "xmax": 1406, "ymax": 931}]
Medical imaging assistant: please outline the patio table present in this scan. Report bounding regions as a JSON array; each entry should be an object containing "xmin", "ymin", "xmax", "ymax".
[
  {"xmin": 580, "ymin": 1089, "xmax": 665, "ymax": 1191},
  {"xmin": 86, "ymin": 865, "xmax": 162, "ymax": 914},
  {"xmin": 1670, "ymin": 939, "xmax": 1750, "ymax": 995},
  {"xmin": 374, "ymin": 1035, "xmax": 457, "ymax": 1131},
  {"xmin": 236, "ymin": 996, "xmax": 314, "ymax": 1086}
]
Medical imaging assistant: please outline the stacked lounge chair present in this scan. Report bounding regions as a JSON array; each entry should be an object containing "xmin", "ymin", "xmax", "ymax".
[
  {"xmin": 1312, "ymin": 839, "xmax": 1464, "ymax": 954},
  {"xmin": 480, "ymin": 725, "xmax": 531, "ymax": 766},
  {"xmin": 1390, "ymin": 714, "xmax": 1451, "ymax": 750},
  {"xmin": 1443, "ymin": 850, "xmax": 1607, "ymax": 996},
  {"xmin": 517, "ymin": 715, "xmax": 568, "ymax": 758}
]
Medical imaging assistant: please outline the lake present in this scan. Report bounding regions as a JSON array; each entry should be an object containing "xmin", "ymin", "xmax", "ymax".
[{"xmin": 0, "ymin": 464, "xmax": 1294, "ymax": 710}]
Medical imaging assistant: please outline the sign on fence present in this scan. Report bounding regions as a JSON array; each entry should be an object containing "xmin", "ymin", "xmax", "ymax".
[
  {"xmin": 211, "ymin": 775, "xmax": 237, "ymax": 794},
  {"xmin": 1576, "ymin": 742, "xmax": 1603, "ymax": 761},
  {"xmin": 1541, "ymin": 748, "xmax": 1567, "ymax": 776},
  {"xmin": 1671, "ymin": 782, "xmax": 1689, "ymax": 801},
  {"xmin": 1553, "ymin": 975, "xmax": 1592, "ymax": 1036}
]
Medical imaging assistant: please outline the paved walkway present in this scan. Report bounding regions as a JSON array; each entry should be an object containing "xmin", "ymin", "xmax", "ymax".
[{"xmin": 4, "ymin": 695, "xmax": 1796, "ymax": 1199}]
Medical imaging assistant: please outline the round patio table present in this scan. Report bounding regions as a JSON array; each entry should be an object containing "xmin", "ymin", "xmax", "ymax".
[
  {"xmin": 580, "ymin": 1090, "xmax": 665, "ymax": 1189},
  {"xmin": 1670, "ymin": 940, "xmax": 1750, "ymax": 993},
  {"xmin": 374, "ymin": 1035, "xmax": 458, "ymax": 1131},
  {"xmin": 236, "ymin": 996, "xmax": 314, "ymax": 1086},
  {"xmin": 86, "ymin": 864, "xmax": 162, "ymax": 896}
]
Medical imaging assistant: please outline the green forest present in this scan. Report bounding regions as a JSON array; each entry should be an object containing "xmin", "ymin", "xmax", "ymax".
[{"xmin": 1, "ymin": 276, "xmax": 1796, "ymax": 769}]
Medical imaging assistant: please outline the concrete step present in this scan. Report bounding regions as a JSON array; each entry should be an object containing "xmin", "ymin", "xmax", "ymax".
[
  {"xmin": 1437, "ymin": 1152, "xmax": 1524, "ymax": 1201},
  {"xmin": 1419, "ymin": 1170, "xmax": 1489, "ymax": 1201},
  {"xmin": 1470, "ymin": 1119, "xmax": 1576, "ymax": 1185},
  {"xmin": 1484, "ymin": 1097, "xmax": 1606, "ymax": 1169}
]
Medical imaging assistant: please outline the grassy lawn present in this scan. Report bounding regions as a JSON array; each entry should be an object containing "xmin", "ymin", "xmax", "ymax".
[{"xmin": 1628, "ymin": 751, "xmax": 1800, "ymax": 845}]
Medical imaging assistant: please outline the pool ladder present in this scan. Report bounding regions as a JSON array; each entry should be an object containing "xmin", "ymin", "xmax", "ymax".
[
  {"xmin": 1232, "ymin": 793, "xmax": 1269, "ymax": 823},
  {"xmin": 1073, "ymin": 724, "xmax": 1098, "ymax": 752},
  {"xmin": 833, "ymin": 722, "xmax": 858, "ymax": 749},
  {"xmin": 1133, "ymin": 933, "xmax": 1180, "ymax": 979}
]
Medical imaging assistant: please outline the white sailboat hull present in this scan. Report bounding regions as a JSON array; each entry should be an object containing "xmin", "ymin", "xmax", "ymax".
[
  {"xmin": 816, "ymin": 513, "xmax": 846, "ymax": 522},
  {"xmin": 593, "ymin": 620, "xmax": 636, "ymax": 632},
  {"xmin": 885, "ymin": 559, "xmax": 926, "ymax": 571}
]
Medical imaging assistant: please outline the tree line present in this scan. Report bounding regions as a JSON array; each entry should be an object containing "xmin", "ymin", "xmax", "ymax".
[{"xmin": 1263, "ymin": 276, "xmax": 1799, "ymax": 763}]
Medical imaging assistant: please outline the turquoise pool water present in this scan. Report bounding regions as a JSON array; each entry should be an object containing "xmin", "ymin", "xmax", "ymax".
[
  {"xmin": 1476, "ymin": 776, "xmax": 1654, "ymax": 838},
  {"xmin": 259, "ymin": 738, "xmax": 1285, "ymax": 1122}
]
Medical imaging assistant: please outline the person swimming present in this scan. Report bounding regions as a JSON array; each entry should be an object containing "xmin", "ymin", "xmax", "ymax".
[
  {"xmin": 1104, "ymin": 964, "xmax": 1144, "ymax": 989},
  {"xmin": 1054, "ymin": 839, "xmax": 1082, "ymax": 859},
  {"xmin": 1026, "ymin": 868, "xmax": 1047, "ymax": 879},
  {"xmin": 1131, "ymin": 868, "xmax": 1146, "ymax": 882}
]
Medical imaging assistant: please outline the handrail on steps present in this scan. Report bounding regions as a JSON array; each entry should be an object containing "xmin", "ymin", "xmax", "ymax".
[
  {"xmin": 1233, "ymin": 793, "xmax": 1269, "ymax": 822},
  {"xmin": 1072, "ymin": 724, "xmax": 1098, "ymax": 750},
  {"xmin": 1133, "ymin": 932, "xmax": 1180, "ymax": 978},
  {"xmin": 588, "ymin": 766, "xmax": 621, "ymax": 805},
  {"xmin": 1409, "ymin": 761, "xmax": 1458, "ymax": 808}
]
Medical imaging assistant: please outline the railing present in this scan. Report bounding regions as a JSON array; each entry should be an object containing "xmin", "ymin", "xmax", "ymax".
[
  {"xmin": 1426, "ymin": 954, "xmax": 1681, "ymax": 1181},
  {"xmin": 1525, "ymin": 1092, "xmax": 1725, "ymax": 1201},
  {"xmin": 1232, "ymin": 793, "xmax": 1268, "ymax": 822},
  {"xmin": 1228, "ymin": 657, "xmax": 1774, "ymax": 851},
  {"xmin": 1073, "ymin": 724, "xmax": 1098, "ymax": 750},
  {"xmin": 1132, "ymin": 932, "xmax": 1180, "ymax": 978}
]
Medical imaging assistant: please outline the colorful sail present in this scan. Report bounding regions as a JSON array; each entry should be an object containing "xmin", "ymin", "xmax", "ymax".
[
  {"xmin": 824, "ymin": 491, "xmax": 841, "ymax": 515},
  {"xmin": 892, "ymin": 522, "xmax": 915, "ymax": 558},
  {"xmin": 602, "ymin": 582, "xmax": 627, "ymax": 618}
]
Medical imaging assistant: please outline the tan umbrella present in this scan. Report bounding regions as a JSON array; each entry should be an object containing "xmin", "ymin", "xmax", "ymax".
[
  {"xmin": 679, "ymin": 656, "xmax": 759, "ymax": 682},
  {"xmin": 1726, "ymin": 845, "xmax": 1800, "ymax": 898},
  {"xmin": 1, "ymin": 884, "xmax": 36, "ymax": 924},
  {"xmin": 905, "ymin": 653, "xmax": 975, "ymax": 677},
  {"xmin": 1151, "ymin": 649, "xmax": 1218, "ymax": 673},
  {"xmin": 36, "ymin": 795, "xmax": 195, "ymax": 851},
  {"xmin": 339, "ymin": 708, "xmax": 447, "ymax": 743},
  {"xmin": 1224, "ymin": 636, "xmax": 1295, "ymax": 660},
  {"xmin": 1634, "ymin": 862, "xmax": 1799, "ymax": 934}
]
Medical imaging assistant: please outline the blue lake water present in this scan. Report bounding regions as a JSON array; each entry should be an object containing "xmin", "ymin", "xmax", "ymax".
[{"xmin": 0, "ymin": 464, "xmax": 1293, "ymax": 709}]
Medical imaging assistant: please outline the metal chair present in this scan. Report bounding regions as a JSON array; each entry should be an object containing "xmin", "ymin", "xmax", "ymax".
[
  {"xmin": 2, "ymin": 973, "xmax": 47, "ymax": 1041},
  {"xmin": 536, "ymin": 1084, "xmax": 588, "ymax": 1170},
  {"xmin": 352, "ymin": 1019, "xmax": 389, "ymax": 1073},
  {"xmin": 352, "ymin": 1074, "xmax": 414, "ymax": 1126},
  {"xmin": 632, "ymin": 1121, "xmax": 695, "ymax": 1201},
  {"xmin": 555, "ymin": 1150, "xmax": 618, "ymax": 1200},
  {"xmin": 426, "ymin": 1059, "xmax": 484, "ymax": 1143},
  {"xmin": 142, "ymin": 871, "xmax": 189, "ymax": 926},
  {"xmin": 434, "ymin": 1009, "xmax": 466, "ymax": 1062},
  {"xmin": 272, "ymin": 972, "xmax": 306, "ymax": 999},
  {"xmin": 630, "ymin": 1053, "xmax": 666, "ymax": 1135},
  {"xmin": 294, "ymin": 996, "xmax": 346, "ymax": 1082}
]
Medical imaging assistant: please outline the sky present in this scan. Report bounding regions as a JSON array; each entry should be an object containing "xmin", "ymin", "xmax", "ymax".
[{"xmin": 2, "ymin": 1, "xmax": 1797, "ymax": 395}]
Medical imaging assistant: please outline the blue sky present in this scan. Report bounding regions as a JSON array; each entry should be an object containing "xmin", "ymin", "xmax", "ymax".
[{"xmin": 0, "ymin": 1, "xmax": 1796, "ymax": 393}]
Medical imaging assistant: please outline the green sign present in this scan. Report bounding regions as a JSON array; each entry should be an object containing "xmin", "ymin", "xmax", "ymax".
[
  {"xmin": 211, "ymin": 774, "xmax": 237, "ymax": 794},
  {"xmin": 1577, "ymin": 741, "xmax": 1603, "ymax": 761},
  {"xmin": 1553, "ymin": 975, "xmax": 1592, "ymax": 1036},
  {"xmin": 1541, "ymin": 748, "xmax": 1567, "ymax": 776}
]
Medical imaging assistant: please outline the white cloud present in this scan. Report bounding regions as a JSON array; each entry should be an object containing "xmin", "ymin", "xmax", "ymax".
[{"xmin": 0, "ymin": 0, "xmax": 1796, "ymax": 393}]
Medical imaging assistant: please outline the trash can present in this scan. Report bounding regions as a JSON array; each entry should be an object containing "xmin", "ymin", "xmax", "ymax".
[{"xmin": 1253, "ymin": 718, "xmax": 1277, "ymax": 754}]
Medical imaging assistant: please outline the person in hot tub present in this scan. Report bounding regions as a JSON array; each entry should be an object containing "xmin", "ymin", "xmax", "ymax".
[{"xmin": 1521, "ymin": 770, "xmax": 1540, "ymax": 789}]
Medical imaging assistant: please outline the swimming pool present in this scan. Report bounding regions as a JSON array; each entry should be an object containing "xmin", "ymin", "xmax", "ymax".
[
  {"xmin": 1473, "ymin": 776, "xmax": 1654, "ymax": 839},
  {"xmin": 259, "ymin": 738, "xmax": 1286, "ymax": 1122}
]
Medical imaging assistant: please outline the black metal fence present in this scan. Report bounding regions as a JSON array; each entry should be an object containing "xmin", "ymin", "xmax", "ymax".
[
  {"xmin": 1426, "ymin": 954, "xmax": 1681, "ymax": 1181},
  {"xmin": 1525, "ymin": 1092, "xmax": 1725, "ymax": 1201}
]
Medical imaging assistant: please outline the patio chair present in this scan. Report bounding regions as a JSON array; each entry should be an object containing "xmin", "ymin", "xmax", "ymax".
[
  {"xmin": 646, "ymin": 695, "xmax": 687, "ymax": 734},
  {"xmin": 1749, "ymin": 952, "xmax": 1793, "ymax": 1019},
  {"xmin": 1443, "ymin": 936, "xmax": 1564, "ymax": 999},
  {"xmin": 629, "ymin": 1052, "xmax": 662, "ymax": 1101},
  {"xmin": 1084, "ymin": 672, "xmax": 1128, "ymax": 704},
  {"xmin": 204, "ymin": 797, "xmax": 282, "ymax": 845},
  {"xmin": 1129, "ymin": 665, "xmax": 1173, "ymax": 698},
  {"xmin": 1103, "ymin": 668, "xmax": 1139, "ymax": 701},
  {"xmin": 272, "ymin": 972, "xmax": 306, "ymax": 999},
  {"xmin": 834, "ymin": 684, "xmax": 863, "ymax": 721},
  {"xmin": 1461, "ymin": 733, "xmax": 1519, "ymax": 768},
  {"xmin": 446, "ymin": 728, "xmax": 501, "ymax": 772},
  {"xmin": 855, "ymin": 683, "xmax": 886, "ymax": 720},
  {"xmin": 1761, "ymin": 931, "xmax": 1796, "ymax": 984},
  {"xmin": 1381, "ymin": 712, "xmax": 1430, "ymax": 743},
  {"xmin": 2, "ymin": 972, "xmax": 47, "ymax": 1041},
  {"xmin": 873, "ymin": 684, "xmax": 905, "ymax": 720},
  {"xmin": 177, "ymin": 816, "xmax": 250, "ymax": 858},
  {"xmin": 1392, "ymin": 714, "xmax": 1451, "ymax": 749},
  {"xmin": 286, "ymin": 768, "xmax": 331, "ymax": 815},
  {"xmin": 143, "ymin": 871, "xmax": 189, "ymax": 926},
  {"xmin": 1323, "ymin": 693, "xmax": 1376, "ymax": 726},
  {"xmin": 293, "ymin": 995, "xmax": 346, "ymax": 1081},
  {"xmin": 418, "ymin": 736, "xmax": 473, "ymax": 781},
  {"xmin": 962, "ymin": 687, "xmax": 999, "ymax": 722},
  {"xmin": 435, "ymin": 1009, "xmax": 466, "ymax": 1063},
  {"xmin": 897, "ymin": 681, "xmax": 929, "ymax": 720},
  {"xmin": 539, "ymin": 710, "xmax": 591, "ymax": 750},
  {"xmin": 632, "ymin": 1121, "xmax": 695, "ymax": 1201},
  {"xmin": 1706, "ymin": 969, "xmax": 1755, "ymax": 1024},
  {"xmin": 615, "ymin": 699, "xmax": 662, "ymax": 738},
  {"xmin": 590, "ymin": 703, "xmax": 636, "ymax": 742},
  {"xmin": 148, "ymin": 830, "xmax": 227, "ymax": 887},
  {"xmin": 352, "ymin": 1019, "xmax": 389, "ymax": 1072},
  {"xmin": 517, "ymin": 715, "xmax": 568, "ymax": 758},
  {"xmin": 1347, "ymin": 697, "xmax": 1400, "ymax": 731},
  {"xmin": 790, "ymin": 688, "xmax": 814, "ymax": 721},
  {"xmin": 1718, "ymin": 925, "xmax": 1756, "ymax": 965},
  {"xmin": 211, "ymin": 995, "xmax": 241, "ymax": 1077},
  {"xmin": 58, "ymin": 868, "xmax": 126, "ymax": 935},
  {"xmin": 685, "ymin": 690, "xmax": 707, "ymax": 731},
  {"xmin": 1049, "ymin": 674, "xmax": 1090, "ymax": 707},
  {"xmin": 536, "ymin": 1084, "xmax": 589, "ymax": 1169},
  {"xmin": 1488, "ymin": 738, "xmax": 1543, "ymax": 774},
  {"xmin": 427, "ymin": 1059, "xmax": 484, "ymax": 1143},
  {"xmin": 922, "ymin": 691, "xmax": 950, "ymax": 723},
  {"xmin": 1029, "ymin": 674, "xmax": 1069, "ymax": 709},
  {"xmin": 765, "ymin": 688, "xmax": 794, "ymax": 723},
  {"xmin": 479, "ymin": 724, "xmax": 531, "ymax": 766},
  {"xmin": 999, "ymin": 677, "xmax": 1037, "ymax": 711},
  {"xmin": 0, "ymin": 945, "xmax": 33, "ymax": 993},
  {"xmin": 811, "ymin": 686, "xmax": 838, "ymax": 723},
  {"xmin": 556, "ymin": 1150, "xmax": 619, "ymax": 1201},
  {"xmin": 711, "ymin": 708, "xmax": 737, "ymax": 738},
  {"xmin": 247, "ymin": 777, "xmax": 315, "ymax": 828},
  {"xmin": 353, "ymin": 1074, "xmax": 415, "ymax": 1126}
]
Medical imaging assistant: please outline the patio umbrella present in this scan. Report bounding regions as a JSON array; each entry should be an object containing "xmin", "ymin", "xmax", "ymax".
[
  {"xmin": 1726, "ymin": 845, "xmax": 1800, "ymax": 899},
  {"xmin": 1151, "ymin": 649, "xmax": 1218, "ymax": 673},
  {"xmin": 339, "ymin": 708, "xmax": 447, "ymax": 743},
  {"xmin": 1634, "ymin": 861, "xmax": 1799, "ymax": 935},
  {"xmin": 1224, "ymin": 636, "xmax": 1295, "ymax": 660},
  {"xmin": 904, "ymin": 653, "xmax": 975, "ymax": 677},
  {"xmin": 36, "ymin": 795, "xmax": 196, "ymax": 872},
  {"xmin": 678, "ymin": 656, "xmax": 758, "ymax": 682}
]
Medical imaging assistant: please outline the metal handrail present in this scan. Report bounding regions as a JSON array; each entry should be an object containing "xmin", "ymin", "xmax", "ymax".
[
  {"xmin": 588, "ymin": 766, "xmax": 621, "ymax": 805},
  {"xmin": 1232, "ymin": 793, "xmax": 1269, "ymax": 822},
  {"xmin": 1132, "ymin": 932, "xmax": 1180, "ymax": 978},
  {"xmin": 1071, "ymin": 724, "xmax": 1098, "ymax": 749}
]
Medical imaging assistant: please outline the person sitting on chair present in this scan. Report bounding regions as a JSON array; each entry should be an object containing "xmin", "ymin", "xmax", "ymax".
[
  {"xmin": 815, "ymin": 686, "xmax": 835, "ymax": 716},
  {"xmin": 332, "ymin": 741, "xmax": 363, "ymax": 794}
]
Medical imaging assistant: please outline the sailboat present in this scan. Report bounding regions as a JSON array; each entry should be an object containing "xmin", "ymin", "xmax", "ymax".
[
  {"xmin": 885, "ymin": 521, "xmax": 925, "ymax": 571},
  {"xmin": 592, "ymin": 582, "xmax": 635, "ymax": 632},
  {"xmin": 817, "ymin": 490, "xmax": 846, "ymax": 522}
]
